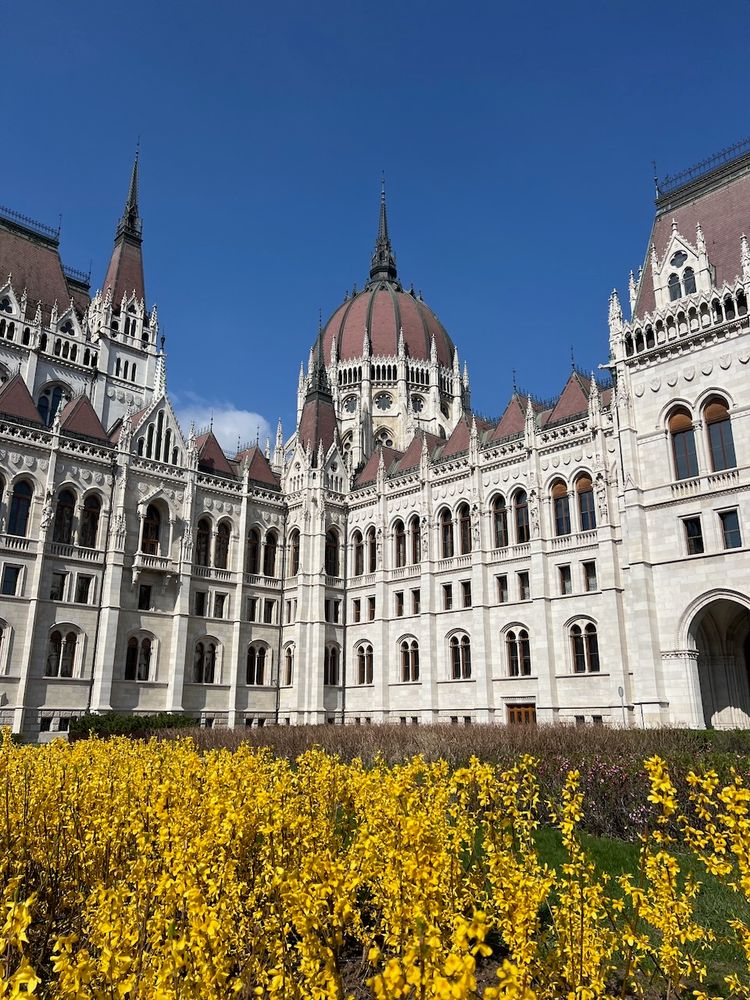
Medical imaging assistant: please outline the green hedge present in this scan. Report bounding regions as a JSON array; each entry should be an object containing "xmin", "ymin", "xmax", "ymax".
[{"xmin": 69, "ymin": 712, "xmax": 196, "ymax": 741}]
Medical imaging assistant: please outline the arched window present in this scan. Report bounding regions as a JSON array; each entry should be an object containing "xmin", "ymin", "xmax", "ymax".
[
  {"xmin": 246, "ymin": 645, "xmax": 267, "ymax": 685},
  {"xmin": 449, "ymin": 634, "xmax": 471, "ymax": 679},
  {"xmin": 668, "ymin": 272, "xmax": 682, "ymax": 301},
  {"xmin": 289, "ymin": 529, "xmax": 300, "ymax": 576},
  {"xmin": 439, "ymin": 507, "xmax": 454, "ymax": 558},
  {"xmin": 193, "ymin": 641, "xmax": 217, "ymax": 683},
  {"xmin": 506, "ymin": 629, "xmax": 531, "ymax": 677},
  {"xmin": 576, "ymin": 475, "xmax": 596, "ymax": 531},
  {"xmin": 551, "ymin": 481, "xmax": 571, "ymax": 537},
  {"xmin": 37, "ymin": 385, "xmax": 65, "ymax": 428},
  {"xmin": 683, "ymin": 267, "xmax": 696, "ymax": 295},
  {"xmin": 513, "ymin": 490, "xmax": 529, "ymax": 544},
  {"xmin": 215, "ymin": 522, "xmax": 230, "ymax": 569},
  {"xmin": 492, "ymin": 495, "xmax": 508, "ymax": 548},
  {"xmin": 393, "ymin": 520, "xmax": 406, "ymax": 568},
  {"xmin": 352, "ymin": 531, "xmax": 364, "ymax": 577},
  {"xmin": 324, "ymin": 646, "xmax": 339, "ymax": 686},
  {"xmin": 400, "ymin": 639, "xmax": 420, "ymax": 682},
  {"xmin": 52, "ymin": 489, "xmax": 76, "ymax": 545},
  {"xmin": 357, "ymin": 643, "xmax": 373, "ymax": 684},
  {"xmin": 79, "ymin": 495, "xmax": 101, "ymax": 549},
  {"xmin": 125, "ymin": 635, "xmax": 152, "ymax": 681},
  {"xmin": 46, "ymin": 630, "xmax": 77, "ymax": 678},
  {"xmin": 247, "ymin": 528, "xmax": 261, "ymax": 575},
  {"xmin": 457, "ymin": 503, "xmax": 472, "ymax": 554},
  {"xmin": 284, "ymin": 645, "xmax": 294, "ymax": 686},
  {"xmin": 263, "ymin": 530, "xmax": 278, "ymax": 577},
  {"xmin": 571, "ymin": 622, "xmax": 600, "ymax": 673},
  {"xmin": 8, "ymin": 481, "xmax": 32, "ymax": 537},
  {"xmin": 704, "ymin": 398, "xmax": 736, "ymax": 472},
  {"xmin": 325, "ymin": 529, "xmax": 340, "ymax": 577},
  {"xmin": 409, "ymin": 515, "xmax": 421, "ymax": 564},
  {"xmin": 366, "ymin": 527, "xmax": 376, "ymax": 573},
  {"xmin": 195, "ymin": 518, "xmax": 211, "ymax": 566},
  {"xmin": 141, "ymin": 504, "xmax": 161, "ymax": 555},
  {"xmin": 669, "ymin": 408, "xmax": 699, "ymax": 480}
]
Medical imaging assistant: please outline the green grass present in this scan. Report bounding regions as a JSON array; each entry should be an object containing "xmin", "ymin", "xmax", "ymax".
[{"xmin": 535, "ymin": 827, "xmax": 748, "ymax": 995}]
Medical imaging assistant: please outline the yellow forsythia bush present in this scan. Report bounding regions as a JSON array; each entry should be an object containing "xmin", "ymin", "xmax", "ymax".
[{"xmin": 0, "ymin": 731, "xmax": 749, "ymax": 998}]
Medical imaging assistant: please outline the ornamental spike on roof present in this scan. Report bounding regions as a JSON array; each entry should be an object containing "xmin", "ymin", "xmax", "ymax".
[{"xmin": 368, "ymin": 177, "xmax": 398, "ymax": 286}]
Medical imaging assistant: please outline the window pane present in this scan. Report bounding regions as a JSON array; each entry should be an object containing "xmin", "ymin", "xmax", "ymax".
[
  {"xmin": 673, "ymin": 429, "xmax": 699, "ymax": 480},
  {"xmin": 684, "ymin": 517, "xmax": 704, "ymax": 555},
  {"xmin": 708, "ymin": 419, "xmax": 736, "ymax": 471},
  {"xmin": 578, "ymin": 488, "xmax": 596, "ymax": 531},
  {"xmin": 720, "ymin": 510, "xmax": 742, "ymax": 549}
]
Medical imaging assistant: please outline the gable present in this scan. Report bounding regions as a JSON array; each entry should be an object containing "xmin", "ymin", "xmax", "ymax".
[
  {"xmin": 131, "ymin": 396, "xmax": 186, "ymax": 464},
  {"xmin": 544, "ymin": 373, "xmax": 589, "ymax": 425},
  {"xmin": 196, "ymin": 431, "xmax": 237, "ymax": 478},
  {"xmin": 0, "ymin": 373, "xmax": 43, "ymax": 425},
  {"xmin": 58, "ymin": 394, "xmax": 109, "ymax": 442}
]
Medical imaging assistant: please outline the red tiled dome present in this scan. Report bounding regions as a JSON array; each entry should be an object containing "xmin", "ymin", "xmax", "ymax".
[{"xmin": 320, "ymin": 281, "xmax": 455, "ymax": 367}]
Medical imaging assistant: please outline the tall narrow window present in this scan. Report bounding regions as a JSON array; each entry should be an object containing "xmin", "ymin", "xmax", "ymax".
[
  {"xmin": 141, "ymin": 505, "xmax": 160, "ymax": 555},
  {"xmin": 247, "ymin": 528, "xmax": 261, "ymax": 575},
  {"xmin": 576, "ymin": 475, "xmax": 596, "ymax": 531},
  {"xmin": 324, "ymin": 646, "xmax": 339, "ymax": 686},
  {"xmin": 263, "ymin": 531, "xmax": 278, "ymax": 577},
  {"xmin": 400, "ymin": 639, "xmax": 420, "ymax": 682},
  {"xmin": 668, "ymin": 272, "xmax": 682, "ymax": 301},
  {"xmin": 720, "ymin": 509, "xmax": 742, "ymax": 549},
  {"xmin": 571, "ymin": 623, "xmax": 599, "ymax": 673},
  {"xmin": 704, "ymin": 399, "xmax": 736, "ymax": 472},
  {"xmin": 45, "ymin": 631, "xmax": 63, "ymax": 677},
  {"xmin": 79, "ymin": 495, "xmax": 101, "ymax": 548},
  {"xmin": 669, "ymin": 408, "xmax": 699, "ymax": 480},
  {"xmin": 457, "ymin": 503, "xmax": 472, "ymax": 554},
  {"xmin": 215, "ymin": 523, "xmax": 230, "ymax": 569},
  {"xmin": 194, "ymin": 641, "xmax": 217, "ymax": 683},
  {"xmin": 394, "ymin": 520, "xmax": 406, "ymax": 568},
  {"xmin": 409, "ymin": 515, "xmax": 421, "ymax": 564},
  {"xmin": 8, "ymin": 481, "xmax": 32, "ymax": 537},
  {"xmin": 352, "ymin": 531, "xmax": 364, "ymax": 576},
  {"xmin": 366, "ymin": 527, "xmax": 376, "ymax": 573},
  {"xmin": 514, "ymin": 490, "xmax": 529, "ymax": 544},
  {"xmin": 195, "ymin": 518, "xmax": 211, "ymax": 566},
  {"xmin": 551, "ymin": 481, "xmax": 571, "ymax": 536},
  {"xmin": 683, "ymin": 267, "xmax": 696, "ymax": 295},
  {"xmin": 439, "ymin": 508, "xmax": 454, "ymax": 558},
  {"xmin": 246, "ymin": 645, "xmax": 267, "ymax": 685},
  {"xmin": 492, "ymin": 495, "xmax": 508, "ymax": 548},
  {"xmin": 285, "ymin": 646, "xmax": 294, "ymax": 685},
  {"xmin": 289, "ymin": 529, "xmax": 300, "ymax": 576},
  {"xmin": 357, "ymin": 643, "xmax": 373, "ymax": 684},
  {"xmin": 506, "ymin": 630, "xmax": 519, "ymax": 677},
  {"xmin": 449, "ymin": 634, "xmax": 471, "ymax": 679},
  {"xmin": 325, "ymin": 529, "xmax": 339, "ymax": 577},
  {"xmin": 53, "ymin": 489, "xmax": 76, "ymax": 545}
]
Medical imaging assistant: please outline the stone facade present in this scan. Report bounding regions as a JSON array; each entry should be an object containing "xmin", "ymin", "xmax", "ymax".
[{"xmin": 2, "ymin": 147, "xmax": 750, "ymax": 741}]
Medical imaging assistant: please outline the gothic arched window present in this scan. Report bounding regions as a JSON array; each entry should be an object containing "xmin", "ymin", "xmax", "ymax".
[
  {"xmin": 79, "ymin": 494, "xmax": 101, "ymax": 549},
  {"xmin": 393, "ymin": 520, "xmax": 406, "ymax": 568},
  {"xmin": 513, "ymin": 490, "xmax": 529, "ymax": 544},
  {"xmin": 289, "ymin": 529, "xmax": 300, "ymax": 576},
  {"xmin": 683, "ymin": 267, "xmax": 696, "ymax": 295},
  {"xmin": 704, "ymin": 397, "xmax": 736, "ymax": 472},
  {"xmin": 551, "ymin": 481, "xmax": 571, "ymax": 537},
  {"xmin": 366, "ymin": 527, "xmax": 376, "ymax": 573},
  {"xmin": 8, "ymin": 481, "xmax": 32, "ymax": 537},
  {"xmin": 400, "ymin": 639, "xmax": 420, "ymax": 682},
  {"xmin": 246, "ymin": 644, "xmax": 267, "ymax": 685},
  {"xmin": 215, "ymin": 522, "xmax": 230, "ymax": 569},
  {"xmin": 439, "ymin": 508, "xmax": 454, "ymax": 559},
  {"xmin": 325, "ymin": 529, "xmax": 340, "ymax": 577},
  {"xmin": 668, "ymin": 272, "xmax": 682, "ymax": 301},
  {"xmin": 247, "ymin": 528, "xmax": 261, "ymax": 575},
  {"xmin": 357, "ymin": 643, "xmax": 373, "ymax": 685},
  {"xmin": 263, "ymin": 530, "xmax": 278, "ymax": 578},
  {"xmin": 409, "ymin": 515, "xmax": 421, "ymax": 564},
  {"xmin": 324, "ymin": 646, "xmax": 340, "ymax": 686},
  {"xmin": 352, "ymin": 530, "xmax": 364, "ymax": 577},
  {"xmin": 571, "ymin": 622, "xmax": 600, "ymax": 673},
  {"xmin": 506, "ymin": 629, "xmax": 531, "ymax": 677},
  {"xmin": 193, "ymin": 641, "xmax": 217, "ymax": 684},
  {"xmin": 195, "ymin": 518, "xmax": 211, "ymax": 567},
  {"xmin": 492, "ymin": 495, "xmax": 508, "ymax": 549},
  {"xmin": 125, "ymin": 634, "xmax": 152, "ymax": 681},
  {"xmin": 53, "ymin": 489, "xmax": 76, "ymax": 545},
  {"xmin": 284, "ymin": 645, "xmax": 294, "ymax": 686},
  {"xmin": 457, "ymin": 503, "xmax": 472, "ymax": 554},
  {"xmin": 449, "ymin": 634, "xmax": 471, "ymax": 679},
  {"xmin": 141, "ymin": 504, "xmax": 161, "ymax": 555},
  {"xmin": 576, "ymin": 475, "xmax": 596, "ymax": 532},
  {"xmin": 669, "ymin": 408, "xmax": 699, "ymax": 480}
]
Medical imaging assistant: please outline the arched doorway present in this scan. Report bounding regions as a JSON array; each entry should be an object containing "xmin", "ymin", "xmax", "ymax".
[{"xmin": 689, "ymin": 597, "xmax": 750, "ymax": 728}]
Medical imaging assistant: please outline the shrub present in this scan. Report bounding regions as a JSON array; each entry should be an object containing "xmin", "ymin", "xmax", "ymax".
[{"xmin": 68, "ymin": 711, "xmax": 196, "ymax": 741}]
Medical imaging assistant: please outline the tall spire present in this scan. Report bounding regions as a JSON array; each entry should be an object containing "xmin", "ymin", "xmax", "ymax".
[
  {"xmin": 102, "ymin": 147, "xmax": 146, "ymax": 307},
  {"xmin": 117, "ymin": 146, "xmax": 142, "ymax": 241},
  {"xmin": 368, "ymin": 176, "xmax": 398, "ymax": 285}
]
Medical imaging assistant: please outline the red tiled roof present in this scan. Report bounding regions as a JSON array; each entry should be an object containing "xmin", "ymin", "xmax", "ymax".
[
  {"xmin": 354, "ymin": 445, "xmax": 403, "ymax": 487},
  {"xmin": 235, "ymin": 445, "xmax": 280, "ymax": 488},
  {"xmin": 195, "ymin": 431, "xmax": 236, "ymax": 478},
  {"xmin": 58, "ymin": 394, "xmax": 109, "ymax": 441},
  {"xmin": 394, "ymin": 429, "xmax": 442, "ymax": 473},
  {"xmin": 0, "ymin": 222, "xmax": 83, "ymax": 324},
  {"xmin": 634, "ymin": 164, "xmax": 750, "ymax": 318},
  {"xmin": 0, "ymin": 373, "xmax": 42, "ymax": 424},
  {"xmin": 298, "ymin": 394, "xmax": 338, "ymax": 457},
  {"xmin": 108, "ymin": 417, "xmax": 124, "ymax": 444},
  {"xmin": 102, "ymin": 235, "xmax": 146, "ymax": 308},
  {"xmin": 490, "ymin": 395, "xmax": 528, "ymax": 440},
  {"xmin": 542, "ymin": 372, "xmax": 590, "ymax": 425},
  {"xmin": 320, "ymin": 283, "xmax": 454, "ymax": 366}
]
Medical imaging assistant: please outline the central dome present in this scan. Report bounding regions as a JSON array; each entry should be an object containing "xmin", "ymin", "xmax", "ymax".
[
  {"xmin": 320, "ymin": 281, "xmax": 455, "ymax": 367},
  {"xmin": 316, "ymin": 183, "xmax": 456, "ymax": 368}
]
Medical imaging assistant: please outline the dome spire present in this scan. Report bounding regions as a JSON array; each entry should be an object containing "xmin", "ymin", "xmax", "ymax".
[{"xmin": 369, "ymin": 176, "xmax": 399, "ymax": 285}]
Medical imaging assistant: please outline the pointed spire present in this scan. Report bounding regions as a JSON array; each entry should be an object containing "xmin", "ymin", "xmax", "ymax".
[
  {"xmin": 741, "ymin": 234, "xmax": 750, "ymax": 283},
  {"xmin": 368, "ymin": 176, "xmax": 398, "ymax": 285},
  {"xmin": 117, "ymin": 146, "xmax": 142, "ymax": 240},
  {"xmin": 628, "ymin": 270, "xmax": 638, "ymax": 315},
  {"xmin": 102, "ymin": 147, "xmax": 146, "ymax": 308},
  {"xmin": 608, "ymin": 288, "xmax": 623, "ymax": 336}
]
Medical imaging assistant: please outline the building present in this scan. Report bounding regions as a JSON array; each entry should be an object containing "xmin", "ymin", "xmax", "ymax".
[{"xmin": 1, "ymin": 141, "xmax": 750, "ymax": 740}]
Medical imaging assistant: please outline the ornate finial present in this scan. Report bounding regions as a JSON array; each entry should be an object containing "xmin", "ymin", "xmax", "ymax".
[
  {"xmin": 650, "ymin": 243, "xmax": 659, "ymax": 275},
  {"xmin": 742, "ymin": 234, "xmax": 750, "ymax": 282},
  {"xmin": 117, "ymin": 145, "xmax": 142, "ymax": 239},
  {"xmin": 671, "ymin": 218, "xmax": 678, "ymax": 234},
  {"xmin": 608, "ymin": 288, "xmax": 623, "ymax": 336},
  {"xmin": 652, "ymin": 160, "xmax": 660, "ymax": 199},
  {"xmin": 368, "ymin": 176, "xmax": 398, "ymax": 285},
  {"xmin": 628, "ymin": 270, "xmax": 638, "ymax": 314},
  {"xmin": 570, "ymin": 344, "xmax": 576, "ymax": 371},
  {"xmin": 209, "ymin": 410, "xmax": 214, "ymax": 432},
  {"xmin": 696, "ymin": 222, "xmax": 706, "ymax": 255},
  {"xmin": 512, "ymin": 369, "xmax": 517, "ymax": 394}
]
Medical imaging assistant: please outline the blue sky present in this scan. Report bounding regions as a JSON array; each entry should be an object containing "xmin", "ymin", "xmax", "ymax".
[{"xmin": 5, "ymin": 1, "xmax": 750, "ymax": 449}]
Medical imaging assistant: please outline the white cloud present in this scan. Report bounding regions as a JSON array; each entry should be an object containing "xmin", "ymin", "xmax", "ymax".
[{"xmin": 173, "ymin": 392, "xmax": 272, "ymax": 456}]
